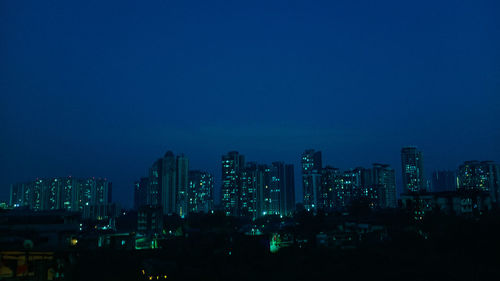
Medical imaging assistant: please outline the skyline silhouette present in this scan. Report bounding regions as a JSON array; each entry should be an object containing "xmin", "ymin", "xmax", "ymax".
[{"xmin": 2, "ymin": 0, "xmax": 499, "ymax": 207}]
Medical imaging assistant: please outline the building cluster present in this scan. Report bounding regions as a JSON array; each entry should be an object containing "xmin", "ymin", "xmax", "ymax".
[
  {"xmin": 302, "ymin": 149, "xmax": 397, "ymax": 212},
  {"xmin": 457, "ymin": 160, "xmax": 500, "ymax": 203},
  {"xmin": 7, "ymin": 147, "xmax": 500, "ymax": 221},
  {"xmin": 401, "ymin": 147, "xmax": 500, "ymax": 197},
  {"xmin": 401, "ymin": 147, "xmax": 426, "ymax": 193},
  {"xmin": 221, "ymin": 151, "xmax": 295, "ymax": 218},
  {"xmin": 134, "ymin": 151, "xmax": 214, "ymax": 218},
  {"xmin": 9, "ymin": 177, "xmax": 114, "ymax": 219},
  {"xmin": 400, "ymin": 147, "xmax": 500, "ymax": 217}
]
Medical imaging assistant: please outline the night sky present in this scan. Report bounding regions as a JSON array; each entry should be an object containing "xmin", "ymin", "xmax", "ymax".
[{"xmin": 1, "ymin": 0, "xmax": 499, "ymax": 208}]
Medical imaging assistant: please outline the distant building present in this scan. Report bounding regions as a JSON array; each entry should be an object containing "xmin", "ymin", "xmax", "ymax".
[
  {"xmin": 401, "ymin": 190, "xmax": 493, "ymax": 218},
  {"xmin": 372, "ymin": 163, "xmax": 397, "ymax": 208},
  {"xmin": 239, "ymin": 162, "xmax": 259, "ymax": 218},
  {"xmin": 9, "ymin": 177, "xmax": 112, "ymax": 212},
  {"xmin": 134, "ymin": 177, "xmax": 149, "ymax": 210},
  {"xmin": 431, "ymin": 170, "xmax": 457, "ymax": 192},
  {"xmin": 220, "ymin": 152, "xmax": 294, "ymax": 218},
  {"xmin": 301, "ymin": 149, "xmax": 322, "ymax": 211},
  {"xmin": 188, "ymin": 170, "xmax": 214, "ymax": 213},
  {"xmin": 342, "ymin": 167, "xmax": 367, "ymax": 207},
  {"xmin": 457, "ymin": 161, "xmax": 500, "ymax": 205},
  {"xmin": 221, "ymin": 151, "xmax": 245, "ymax": 216},
  {"xmin": 160, "ymin": 151, "xmax": 177, "ymax": 215},
  {"xmin": 269, "ymin": 162, "xmax": 284, "ymax": 215},
  {"xmin": 147, "ymin": 158, "xmax": 162, "ymax": 206},
  {"xmin": 60, "ymin": 176, "xmax": 76, "ymax": 211},
  {"xmin": 137, "ymin": 205, "xmax": 164, "ymax": 236},
  {"xmin": 83, "ymin": 203, "xmax": 120, "ymax": 221},
  {"xmin": 401, "ymin": 147, "xmax": 425, "ymax": 193},
  {"xmin": 176, "ymin": 154, "xmax": 189, "ymax": 218},
  {"xmin": 10, "ymin": 183, "xmax": 27, "ymax": 208},
  {"xmin": 142, "ymin": 151, "xmax": 190, "ymax": 216},
  {"xmin": 268, "ymin": 162, "xmax": 295, "ymax": 216},
  {"xmin": 256, "ymin": 164, "xmax": 271, "ymax": 216},
  {"xmin": 320, "ymin": 166, "xmax": 342, "ymax": 210},
  {"xmin": 318, "ymin": 163, "xmax": 396, "ymax": 210},
  {"xmin": 239, "ymin": 163, "xmax": 271, "ymax": 218}
]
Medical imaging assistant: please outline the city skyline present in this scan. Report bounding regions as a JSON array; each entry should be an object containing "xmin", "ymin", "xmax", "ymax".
[
  {"xmin": 2, "ymin": 0, "xmax": 499, "ymax": 208},
  {"xmin": 1, "ymin": 1, "xmax": 500, "ymax": 280},
  {"xmin": 7, "ymin": 147, "xmax": 499, "ymax": 209}
]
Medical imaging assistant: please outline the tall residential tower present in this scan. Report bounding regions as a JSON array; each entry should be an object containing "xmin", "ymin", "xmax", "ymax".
[
  {"xmin": 401, "ymin": 147, "xmax": 425, "ymax": 193},
  {"xmin": 301, "ymin": 149, "xmax": 322, "ymax": 211},
  {"xmin": 221, "ymin": 151, "xmax": 245, "ymax": 216}
]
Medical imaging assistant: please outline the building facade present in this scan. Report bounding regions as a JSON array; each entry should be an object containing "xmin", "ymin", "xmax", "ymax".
[
  {"xmin": 301, "ymin": 149, "xmax": 322, "ymax": 211},
  {"xmin": 10, "ymin": 177, "xmax": 112, "ymax": 212},
  {"xmin": 139, "ymin": 151, "xmax": 191, "ymax": 216},
  {"xmin": 372, "ymin": 163, "xmax": 397, "ymax": 208},
  {"xmin": 457, "ymin": 161, "xmax": 500, "ymax": 205},
  {"xmin": 316, "ymin": 164, "xmax": 397, "ymax": 211},
  {"xmin": 401, "ymin": 147, "xmax": 425, "ymax": 193},
  {"xmin": 239, "ymin": 162, "xmax": 259, "ymax": 218},
  {"xmin": 431, "ymin": 170, "xmax": 457, "ymax": 192},
  {"xmin": 176, "ymin": 154, "xmax": 189, "ymax": 218},
  {"xmin": 134, "ymin": 177, "xmax": 149, "ymax": 210},
  {"xmin": 220, "ymin": 151, "xmax": 295, "ymax": 218},
  {"xmin": 221, "ymin": 151, "xmax": 245, "ymax": 216},
  {"xmin": 188, "ymin": 170, "xmax": 214, "ymax": 213}
]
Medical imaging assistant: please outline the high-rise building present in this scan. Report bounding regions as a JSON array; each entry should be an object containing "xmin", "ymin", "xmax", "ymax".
[
  {"xmin": 161, "ymin": 151, "xmax": 177, "ymax": 215},
  {"xmin": 188, "ymin": 170, "xmax": 214, "ymax": 213},
  {"xmin": 143, "ymin": 151, "xmax": 190, "ymax": 216},
  {"xmin": 221, "ymin": 151, "xmax": 245, "ymax": 216},
  {"xmin": 220, "ymin": 157, "xmax": 294, "ymax": 218},
  {"xmin": 239, "ymin": 162, "xmax": 258, "ymax": 218},
  {"xmin": 134, "ymin": 177, "xmax": 149, "ymax": 210},
  {"xmin": 76, "ymin": 178, "xmax": 92, "ymax": 211},
  {"xmin": 147, "ymin": 159, "xmax": 162, "ymax": 206},
  {"xmin": 320, "ymin": 166, "xmax": 342, "ymax": 210},
  {"xmin": 431, "ymin": 170, "xmax": 457, "ymax": 192},
  {"xmin": 176, "ymin": 154, "xmax": 189, "ymax": 218},
  {"xmin": 256, "ymin": 164, "xmax": 272, "ymax": 216},
  {"xmin": 317, "ymin": 164, "xmax": 397, "ymax": 210},
  {"xmin": 267, "ymin": 162, "xmax": 295, "ymax": 216},
  {"xmin": 9, "ymin": 183, "xmax": 25, "ymax": 208},
  {"xmin": 43, "ymin": 178, "xmax": 60, "ymax": 210},
  {"xmin": 341, "ymin": 168, "xmax": 363, "ymax": 206},
  {"xmin": 359, "ymin": 167, "xmax": 378, "ymax": 207},
  {"xmin": 9, "ymin": 177, "xmax": 112, "ymax": 212},
  {"xmin": 93, "ymin": 178, "xmax": 112, "ymax": 205},
  {"xmin": 32, "ymin": 179, "xmax": 43, "ymax": 210},
  {"xmin": 60, "ymin": 176, "xmax": 76, "ymax": 211},
  {"xmin": 372, "ymin": 163, "xmax": 397, "ymax": 208},
  {"xmin": 457, "ymin": 161, "xmax": 500, "ymax": 205},
  {"xmin": 301, "ymin": 149, "xmax": 322, "ymax": 211},
  {"xmin": 401, "ymin": 147, "xmax": 425, "ymax": 193},
  {"xmin": 269, "ymin": 162, "xmax": 284, "ymax": 215}
]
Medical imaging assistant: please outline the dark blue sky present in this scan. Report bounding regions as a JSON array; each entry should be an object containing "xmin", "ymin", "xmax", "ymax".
[{"xmin": 1, "ymin": 0, "xmax": 499, "ymax": 208}]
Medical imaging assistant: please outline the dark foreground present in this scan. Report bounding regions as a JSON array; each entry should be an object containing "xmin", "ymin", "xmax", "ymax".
[
  {"xmin": 2, "ymin": 211, "xmax": 500, "ymax": 280},
  {"xmin": 52, "ymin": 215, "xmax": 500, "ymax": 280}
]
